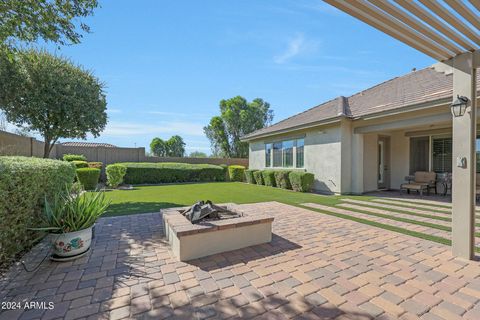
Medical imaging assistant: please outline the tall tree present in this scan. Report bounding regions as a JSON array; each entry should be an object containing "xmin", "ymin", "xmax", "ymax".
[
  {"xmin": 189, "ymin": 151, "xmax": 207, "ymax": 158},
  {"xmin": 204, "ymin": 96, "xmax": 273, "ymax": 158},
  {"xmin": 1, "ymin": 0, "xmax": 99, "ymax": 53},
  {"xmin": 150, "ymin": 137, "xmax": 167, "ymax": 157},
  {"xmin": 150, "ymin": 135, "xmax": 186, "ymax": 157},
  {"xmin": 166, "ymin": 135, "xmax": 185, "ymax": 157},
  {"xmin": 0, "ymin": 49, "xmax": 107, "ymax": 157}
]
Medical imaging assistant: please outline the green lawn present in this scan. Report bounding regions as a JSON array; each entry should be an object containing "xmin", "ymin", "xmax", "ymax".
[
  {"xmin": 103, "ymin": 181, "xmax": 472, "ymax": 251},
  {"xmin": 104, "ymin": 182, "xmax": 370, "ymax": 216}
]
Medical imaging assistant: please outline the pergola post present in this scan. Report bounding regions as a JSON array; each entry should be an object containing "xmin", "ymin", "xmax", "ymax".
[{"xmin": 452, "ymin": 52, "xmax": 477, "ymax": 260}]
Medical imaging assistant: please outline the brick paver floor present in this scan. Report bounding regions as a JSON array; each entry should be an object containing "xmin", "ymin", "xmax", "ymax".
[{"xmin": 1, "ymin": 201, "xmax": 480, "ymax": 319}]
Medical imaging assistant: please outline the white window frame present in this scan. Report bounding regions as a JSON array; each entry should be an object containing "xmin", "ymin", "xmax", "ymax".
[{"xmin": 264, "ymin": 137, "xmax": 305, "ymax": 169}]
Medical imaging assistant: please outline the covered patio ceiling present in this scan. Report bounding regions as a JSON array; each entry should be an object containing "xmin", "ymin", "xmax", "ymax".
[
  {"xmin": 323, "ymin": 0, "xmax": 479, "ymax": 260},
  {"xmin": 323, "ymin": 0, "xmax": 479, "ymax": 63}
]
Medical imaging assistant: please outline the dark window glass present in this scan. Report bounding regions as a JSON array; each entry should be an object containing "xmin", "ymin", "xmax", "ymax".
[
  {"xmin": 265, "ymin": 143, "xmax": 272, "ymax": 167},
  {"xmin": 432, "ymin": 137, "xmax": 452, "ymax": 173},
  {"xmin": 296, "ymin": 139, "xmax": 304, "ymax": 168},
  {"xmin": 273, "ymin": 142, "xmax": 282, "ymax": 167},
  {"xmin": 283, "ymin": 140, "xmax": 294, "ymax": 167},
  {"xmin": 409, "ymin": 137, "xmax": 429, "ymax": 174}
]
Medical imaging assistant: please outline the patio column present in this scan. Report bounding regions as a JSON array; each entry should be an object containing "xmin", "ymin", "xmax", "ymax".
[{"xmin": 452, "ymin": 52, "xmax": 477, "ymax": 260}]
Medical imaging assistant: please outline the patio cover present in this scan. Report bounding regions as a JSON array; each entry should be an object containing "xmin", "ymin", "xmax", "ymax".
[{"xmin": 323, "ymin": 0, "xmax": 479, "ymax": 260}]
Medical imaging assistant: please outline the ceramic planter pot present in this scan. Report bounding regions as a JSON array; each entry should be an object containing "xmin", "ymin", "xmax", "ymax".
[{"xmin": 50, "ymin": 226, "xmax": 93, "ymax": 257}]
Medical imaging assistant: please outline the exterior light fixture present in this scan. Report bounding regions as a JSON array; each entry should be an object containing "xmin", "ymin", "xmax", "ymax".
[{"xmin": 450, "ymin": 95, "xmax": 469, "ymax": 117}]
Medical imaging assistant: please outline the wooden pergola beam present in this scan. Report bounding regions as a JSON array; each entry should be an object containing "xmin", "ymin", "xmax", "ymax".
[
  {"xmin": 347, "ymin": 0, "xmax": 455, "ymax": 58},
  {"xmin": 323, "ymin": 0, "xmax": 449, "ymax": 61},
  {"xmin": 444, "ymin": 0, "xmax": 480, "ymax": 30},
  {"xmin": 394, "ymin": 0, "xmax": 476, "ymax": 51},
  {"xmin": 469, "ymin": 0, "xmax": 480, "ymax": 13},
  {"xmin": 368, "ymin": 0, "xmax": 464, "ymax": 55},
  {"xmin": 419, "ymin": 0, "xmax": 480, "ymax": 46}
]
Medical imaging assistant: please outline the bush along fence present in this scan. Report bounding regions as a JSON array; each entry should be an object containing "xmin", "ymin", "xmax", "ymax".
[
  {"xmin": 244, "ymin": 169, "xmax": 314, "ymax": 192},
  {"xmin": 118, "ymin": 162, "xmax": 228, "ymax": 184},
  {"xmin": 0, "ymin": 156, "xmax": 76, "ymax": 268},
  {"xmin": 63, "ymin": 154, "xmax": 102, "ymax": 189}
]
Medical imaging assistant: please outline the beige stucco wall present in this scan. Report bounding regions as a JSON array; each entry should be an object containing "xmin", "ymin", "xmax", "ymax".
[
  {"xmin": 248, "ymin": 124, "xmax": 343, "ymax": 193},
  {"xmin": 389, "ymin": 130, "xmax": 409, "ymax": 189},
  {"xmin": 362, "ymin": 133, "xmax": 378, "ymax": 192},
  {"xmin": 247, "ymin": 103, "xmax": 464, "ymax": 194}
]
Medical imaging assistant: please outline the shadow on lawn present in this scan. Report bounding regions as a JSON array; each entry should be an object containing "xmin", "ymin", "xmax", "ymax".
[{"xmin": 105, "ymin": 201, "xmax": 185, "ymax": 216}]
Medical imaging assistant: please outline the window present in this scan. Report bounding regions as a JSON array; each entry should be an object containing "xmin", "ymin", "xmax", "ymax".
[
  {"xmin": 265, "ymin": 143, "xmax": 272, "ymax": 167},
  {"xmin": 282, "ymin": 140, "xmax": 294, "ymax": 167},
  {"xmin": 265, "ymin": 138, "xmax": 305, "ymax": 168},
  {"xmin": 296, "ymin": 138, "xmax": 304, "ymax": 168},
  {"xmin": 273, "ymin": 142, "xmax": 282, "ymax": 167},
  {"xmin": 432, "ymin": 137, "xmax": 452, "ymax": 173},
  {"xmin": 409, "ymin": 137, "xmax": 429, "ymax": 174}
]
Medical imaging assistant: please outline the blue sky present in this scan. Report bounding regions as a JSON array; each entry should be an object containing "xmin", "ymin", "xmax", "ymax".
[{"xmin": 20, "ymin": 0, "xmax": 435, "ymax": 154}]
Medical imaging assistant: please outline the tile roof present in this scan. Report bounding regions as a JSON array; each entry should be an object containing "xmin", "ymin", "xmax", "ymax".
[
  {"xmin": 242, "ymin": 64, "xmax": 480, "ymax": 140},
  {"xmin": 61, "ymin": 142, "xmax": 117, "ymax": 148}
]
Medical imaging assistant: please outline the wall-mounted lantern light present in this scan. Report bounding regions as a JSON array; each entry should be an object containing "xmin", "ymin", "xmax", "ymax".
[{"xmin": 450, "ymin": 95, "xmax": 469, "ymax": 117}]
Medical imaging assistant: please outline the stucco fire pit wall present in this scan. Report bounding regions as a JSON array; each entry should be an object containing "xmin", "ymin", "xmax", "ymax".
[{"xmin": 162, "ymin": 205, "xmax": 274, "ymax": 261}]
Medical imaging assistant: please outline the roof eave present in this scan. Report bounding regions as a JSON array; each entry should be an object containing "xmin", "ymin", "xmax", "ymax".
[{"xmin": 241, "ymin": 116, "xmax": 343, "ymax": 142}]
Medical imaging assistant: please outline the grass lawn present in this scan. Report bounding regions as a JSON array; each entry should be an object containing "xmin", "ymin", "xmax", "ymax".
[
  {"xmin": 103, "ymin": 181, "xmax": 475, "ymax": 251},
  {"xmin": 104, "ymin": 182, "xmax": 370, "ymax": 216}
]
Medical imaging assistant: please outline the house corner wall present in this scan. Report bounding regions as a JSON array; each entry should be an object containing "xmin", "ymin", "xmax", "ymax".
[{"xmin": 340, "ymin": 119, "xmax": 353, "ymax": 194}]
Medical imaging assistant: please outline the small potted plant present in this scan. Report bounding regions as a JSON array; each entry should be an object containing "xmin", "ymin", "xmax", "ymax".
[{"xmin": 35, "ymin": 189, "xmax": 110, "ymax": 258}]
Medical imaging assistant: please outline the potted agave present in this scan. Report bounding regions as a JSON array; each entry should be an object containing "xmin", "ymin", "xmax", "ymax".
[{"xmin": 36, "ymin": 189, "xmax": 110, "ymax": 258}]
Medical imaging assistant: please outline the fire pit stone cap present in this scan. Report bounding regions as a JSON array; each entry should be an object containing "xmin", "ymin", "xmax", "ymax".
[{"xmin": 162, "ymin": 205, "xmax": 274, "ymax": 237}]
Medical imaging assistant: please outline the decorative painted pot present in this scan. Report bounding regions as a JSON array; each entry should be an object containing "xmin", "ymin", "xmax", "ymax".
[{"xmin": 50, "ymin": 226, "xmax": 93, "ymax": 257}]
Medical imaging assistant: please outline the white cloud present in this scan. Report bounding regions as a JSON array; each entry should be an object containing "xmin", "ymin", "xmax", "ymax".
[
  {"xmin": 274, "ymin": 33, "xmax": 317, "ymax": 64},
  {"xmin": 102, "ymin": 121, "xmax": 205, "ymax": 137},
  {"xmin": 107, "ymin": 108, "xmax": 122, "ymax": 114}
]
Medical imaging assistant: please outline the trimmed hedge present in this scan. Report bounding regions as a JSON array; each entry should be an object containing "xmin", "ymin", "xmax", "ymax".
[
  {"xmin": 88, "ymin": 162, "xmax": 103, "ymax": 170},
  {"xmin": 289, "ymin": 171, "xmax": 315, "ymax": 192},
  {"xmin": 72, "ymin": 160, "xmax": 88, "ymax": 168},
  {"xmin": 106, "ymin": 164, "xmax": 127, "ymax": 188},
  {"xmin": 262, "ymin": 170, "xmax": 276, "ymax": 187},
  {"xmin": 219, "ymin": 164, "xmax": 229, "ymax": 181},
  {"xmin": 228, "ymin": 165, "xmax": 245, "ymax": 182},
  {"xmin": 76, "ymin": 168, "xmax": 101, "ymax": 190},
  {"xmin": 0, "ymin": 156, "xmax": 76, "ymax": 268},
  {"xmin": 63, "ymin": 154, "xmax": 86, "ymax": 162},
  {"xmin": 253, "ymin": 171, "xmax": 264, "ymax": 185},
  {"xmin": 274, "ymin": 170, "xmax": 292, "ymax": 189},
  {"xmin": 244, "ymin": 169, "xmax": 257, "ymax": 184},
  {"xmin": 119, "ymin": 162, "xmax": 226, "ymax": 184}
]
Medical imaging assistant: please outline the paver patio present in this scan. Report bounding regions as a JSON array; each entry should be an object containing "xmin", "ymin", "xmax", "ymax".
[{"xmin": 1, "ymin": 201, "xmax": 480, "ymax": 319}]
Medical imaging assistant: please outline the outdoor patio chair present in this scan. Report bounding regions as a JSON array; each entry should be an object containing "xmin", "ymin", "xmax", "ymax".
[{"xmin": 400, "ymin": 171, "xmax": 437, "ymax": 196}]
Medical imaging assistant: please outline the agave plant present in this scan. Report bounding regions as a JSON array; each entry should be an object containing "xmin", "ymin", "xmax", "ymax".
[{"xmin": 34, "ymin": 188, "xmax": 110, "ymax": 233}]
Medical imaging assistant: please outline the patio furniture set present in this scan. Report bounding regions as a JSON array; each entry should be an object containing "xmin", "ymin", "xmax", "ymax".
[{"xmin": 400, "ymin": 171, "xmax": 480, "ymax": 198}]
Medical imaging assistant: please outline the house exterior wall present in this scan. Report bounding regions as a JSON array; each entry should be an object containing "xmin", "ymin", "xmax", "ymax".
[
  {"xmin": 248, "ymin": 124, "xmax": 343, "ymax": 193},
  {"xmin": 247, "ymin": 103, "xmax": 468, "ymax": 194}
]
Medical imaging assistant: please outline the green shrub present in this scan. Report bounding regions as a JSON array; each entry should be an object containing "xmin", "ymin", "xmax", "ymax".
[
  {"xmin": 76, "ymin": 168, "xmax": 101, "ymax": 190},
  {"xmin": 219, "ymin": 164, "xmax": 229, "ymax": 181},
  {"xmin": 244, "ymin": 169, "xmax": 257, "ymax": 184},
  {"xmin": 228, "ymin": 165, "xmax": 245, "ymax": 182},
  {"xmin": 253, "ymin": 171, "xmax": 264, "ymax": 185},
  {"xmin": 289, "ymin": 171, "xmax": 315, "ymax": 192},
  {"xmin": 88, "ymin": 162, "xmax": 103, "ymax": 170},
  {"xmin": 71, "ymin": 160, "xmax": 88, "ymax": 168},
  {"xmin": 274, "ymin": 170, "xmax": 292, "ymax": 189},
  {"xmin": 0, "ymin": 156, "xmax": 76, "ymax": 268},
  {"xmin": 106, "ymin": 164, "xmax": 127, "ymax": 188},
  {"xmin": 119, "ymin": 162, "xmax": 225, "ymax": 184},
  {"xmin": 262, "ymin": 170, "xmax": 276, "ymax": 187},
  {"xmin": 63, "ymin": 154, "xmax": 86, "ymax": 162}
]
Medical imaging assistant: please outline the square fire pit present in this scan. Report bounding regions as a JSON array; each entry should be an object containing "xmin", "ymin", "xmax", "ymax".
[{"xmin": 162, "ymin": 204, "xmax": 274, "ymax": 261}]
